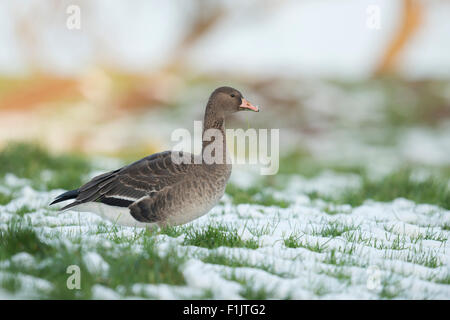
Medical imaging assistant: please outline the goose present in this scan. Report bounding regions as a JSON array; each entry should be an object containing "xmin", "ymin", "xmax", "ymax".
[{"xmin": 50, "ymin": 86, "xmax": 259, "ymax": 228}]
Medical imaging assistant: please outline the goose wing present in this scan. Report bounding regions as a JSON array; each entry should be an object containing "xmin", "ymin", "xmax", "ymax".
[{"xmin": 61, "ymin": 151, "xmax": 193, "ymax": 211}]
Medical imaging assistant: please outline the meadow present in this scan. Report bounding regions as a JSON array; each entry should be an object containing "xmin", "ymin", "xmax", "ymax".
[{"xmin": 0, "ymin": 140, "xmax": 448, "ymax": 299}]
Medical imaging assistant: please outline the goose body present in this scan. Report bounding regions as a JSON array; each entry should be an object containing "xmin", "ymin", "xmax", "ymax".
[{"xmin": 50, "ymin": 87, "xmax": 258, "ymax": 228}]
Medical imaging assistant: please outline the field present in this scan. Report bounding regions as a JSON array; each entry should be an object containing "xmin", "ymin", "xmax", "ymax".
[
  {"xmin": 0, "ymin": 140, "xmax": 449, "ymax": 299},
  {"xmin": 1, "ymin": 0, "xmax": 450, "ymax": 301}
]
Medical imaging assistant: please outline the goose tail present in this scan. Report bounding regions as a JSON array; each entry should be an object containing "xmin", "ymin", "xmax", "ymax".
[{"xmin": 49, "ymin": 189, "xmax": 79, "ymax": 206}]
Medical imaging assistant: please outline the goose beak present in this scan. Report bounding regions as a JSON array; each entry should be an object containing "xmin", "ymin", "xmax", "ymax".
[{"xmin": 240, "ymin": 98, "xmax": 259, "ymax": 112}]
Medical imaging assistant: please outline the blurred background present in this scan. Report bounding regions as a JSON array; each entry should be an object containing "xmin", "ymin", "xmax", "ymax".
[{"xmin": 0, "ymin": 0, "xmax": 449, "ymax": 175}]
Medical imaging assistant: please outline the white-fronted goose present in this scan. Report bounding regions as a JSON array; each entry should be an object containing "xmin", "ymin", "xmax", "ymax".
[{"xmin": 50, "ymin": 87, "xmax": 259, "ymax": 228}]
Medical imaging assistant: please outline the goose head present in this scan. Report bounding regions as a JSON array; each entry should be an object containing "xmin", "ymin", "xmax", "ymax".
[{"xmin": 208, "ymin": 86, "xmax": 259, "ymax": 117}]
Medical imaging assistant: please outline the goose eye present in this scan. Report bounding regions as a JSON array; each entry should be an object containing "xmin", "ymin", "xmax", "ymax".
[{"xmin": 230, "ymin": 94, "xmax": 235, "ymax": 98}]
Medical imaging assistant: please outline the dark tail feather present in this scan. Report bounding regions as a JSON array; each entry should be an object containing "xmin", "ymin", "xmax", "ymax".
[{"xmin": 49, "ymin": 189, "xmax": 79, "ymax": 206}]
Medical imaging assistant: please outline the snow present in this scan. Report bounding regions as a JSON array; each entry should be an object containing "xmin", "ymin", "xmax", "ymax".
[
  {"xmin": 83, "ymin": 252, "xmax": 110, "ymax": 277},
  {"xmin": 0, "ymin": 170, "xmax": 449, "ymax": 299},
  {"xmin": 91, "ymin": 285, "xmax": 121, "ymax": 300},
  {"xmin": 10, "ymin": 253, "xmax": 35, "ymax": 270},
  {"xmin": 183, "ymin": 259, "xmax": 243, "ymax": 300},
  {"xmin": 0, "ymin": 271, "xmax": 53, "ymax": 298}
]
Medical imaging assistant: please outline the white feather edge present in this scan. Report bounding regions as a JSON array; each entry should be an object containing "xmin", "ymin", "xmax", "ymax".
[{"xmin": 61, "ymin": 201, "xmax": 155, "ymax": 229}]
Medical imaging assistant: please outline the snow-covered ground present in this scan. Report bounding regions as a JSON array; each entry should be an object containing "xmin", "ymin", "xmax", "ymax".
[{"xmin": 0, "ymin": 168, "xmax": 448, "ymax": 299}]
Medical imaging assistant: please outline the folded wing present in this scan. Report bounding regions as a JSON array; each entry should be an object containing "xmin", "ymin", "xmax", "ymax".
[{"xmin": 61, "ymin": 151, "xmax": 192, "ymax": 212}]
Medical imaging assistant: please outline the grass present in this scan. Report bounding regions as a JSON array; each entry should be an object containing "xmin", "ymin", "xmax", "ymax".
[
  {"xmin": 423, "ymin": 227, "xmax": 448, "ymax": 242},
  {"xmin": 301, "ymin": 240, "xmax": 329, "ymax": 253},
  {"xmin": 320, "ymin": 267, "xmax": 352, "ymax": 285},
  {"xmin": 277, "ymin": 150, "xmax": 365, "ymax": 178},
  {"xmin": 0, "ymin": 275, "xmax": 22, "ymax": 294},
  {"xmin": 0, "ymin": 219, "xmax": 187, "ymax": 299},
  {"xmin": 0, "ymin": 142, "xmax": 92, "ymax": 191},
  {"xmin": 247, "ymin": 223, "xmax": 274, "ymax": 238},
  {"xmin": 336, "ymin": 168, "xmax": 450, "ymax": 209},
  {"xmin": 384, "ymin": 248, "xmax": 442, "ymax": 269},
  {"xmin": 275, "ymin": 147, "xmax": 449, "ymax": 210},
  {"xmin": 0, "ymin": 219, "xmax": 55, "ymax": 260},
  {"xmin": 323, "ymin": 249, "xmax": 363, "ymax": 268},
  {"xmin": 233, "ymin": 151, "xmax": 449, "ymax": 210},
  {"xmin": 311, "ymin": 281, "xmax": 329, "ymax": 297},
  {"xmin": 283, "ymin": 233, "xmax": 303, "ymax": 249},
  {"xmin": 240, "ymin": 283, "xmax": 276, "ymax": 299},
  {"xmin": 225, "ymin": 184, "xmax": 289, "ymax": 208},
  {"xmin": 159, "ymin": 225, "xmax": 192, "ymax": 238},
  {"xmin": 283, "ymin": 233, "xmax": 329, "ymax": 253},
  {"xmin": 183, "ymin": 224, "xmax": 259, "ymax": 249},
  {"xmin": 0, "ymin": 141, "xmax": 448, "ymax": 299},
  {"xmin": 317, "ymin": 221, "xmax": 358, "ymax": 238},
  {"xmin": 14, "ymin": 205, "xmax": 33, "ymax": 217},
  {"xmin": 429, "ymin": 274, "xmax": 450, "ymax": 285},
  {"xmin": 0, "ymin": 219, "xmax": 93, "ymax": 298},
  {"xmin": 224, "ymin": 272, "xmax": 278, "ymax": 299},
  {"xmin": 0, "ymin": 192, "xmax": 13, "ymax": 205},
  {"xmin": 201, "ymin": 252, "xmax": 291, "ymax": 278},
  {"xmin": 100, "ymin": 238, "xmax": 186, "ymax": 291},
  {"xmin": 321, "ymin": 204, "xmax": 345, "ymax": 215},
  {"xmin": 378, "ymin": 274, "xmax": 403, "ymax": 299},
  {"xmin": 344, "ymin": 230, "xmax": 374, "ymax": 246}
]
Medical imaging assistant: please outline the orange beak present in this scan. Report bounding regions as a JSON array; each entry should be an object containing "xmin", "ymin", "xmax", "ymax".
[{"xmin": 240, "ymin": 98, "xmax": 259, "ymax": 112}]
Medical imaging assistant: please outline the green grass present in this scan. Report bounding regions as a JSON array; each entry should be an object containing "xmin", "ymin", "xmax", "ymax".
[
  {"xmin": 96, "ymin": 221, "xmax": 149, "ymax": 245},
  {"xmin": 201, "ymin": 252, "xmax": 291, "ymax": 278},
  {"xmin": 406, "ymin": 250, "xmax": 442, "ymax": 269},
  {"xmin": 14, "ymin": 205, "xmax": 33, "ymax": 217},
  {"xmin": 224, "ymin": 272, "xmax": 278, "ymax": 299},
  {"xmin": 323, "ymin": 249, "xmax": 363, "ymax": 268},
  {"xmin": 321, "ymin": 204, "xmax": 345, "ymax": 215},
  {"xmin": 0, "ymin": 142, "xmax": 92, "ymax": 191},
  {"xmin": 389, "ymin": 234, "xmax": 408, "ymax": 250},
  {"xmin": 422, "ymin": 227, "xmax": 448, "ymax": 242},
  {"xmin": 0, "ymin": 275, "xmax": 22, "ymax": 293},
  {"xmin": 283, "ymin": 233, "xmax": 329, "ymax": 253},
  {"xmin": 247, "ymin": 223, "xmax": 274, "ymax": 238},
  {"xmin": 0, "ymin": 192, "xmax": 13, "ymax": 205},
  {"xmin": 240, "ymin": 283, "xmax": 275, "ymax": 299},
  {"xmin": 320, "ymin": 267, "xmax": 352, "ymax": 285},
  {"xmin": 311, "ymin": 281, "xmax": 329, "ymax": 297},
  {"xmin": 100, "ymin": 238, "xmax": 186, "ymax": 291},
  {"xmin": 159, "ymin": 225, "xmax": 192, "ymax": 238},
  {"xmin": 0, "ymin": 219, "xmax": 56, "ymax": 260},
  {"xmin": 344, "ymin": 230, "xmax": 373, "ymax": 246},
  {"xmin": 384, "ymin": 248, "xmax": 442, "ymax": 269},
  {"xmin": 277, "ymin": 150, "xmax": 365, "ymax": 178},
  {"xmin": 0, "ymin": 219, "xmax": 187, "ymax": 299},
  {"xmin": 0, "ymin": 141, "xmax": 448, "ymax": 299},
  {"xmin": 378, "ymin": 273, "xmax": 403, "ymax": 299},
  {"xmin": 225, "ymin": 184, "xmax": 289, "ymax": 208},
  {"xmin": 283, "ymin": 233, "xmax": 303, "ymax": 249},
  {"xmin": 275, "ymin": 149, "xmax": 449, "ymax": 210},
  {"xmin": 428, "ymin": 274, "xmax": 450, "ymax": 285},
  {"xmin": 316, "ymin": 221, "xmax": 358, "ymax": 238},
  {"xmin": 336, "ymin": 168, "xmax": 450, "ymax": 209},
  {"xmin": 0, "ymin": 219, "xmax": 93, "ymax": 298},
  {"xmin": 183, "ymin": 224, "xmax": 259, "ymax": 249}
]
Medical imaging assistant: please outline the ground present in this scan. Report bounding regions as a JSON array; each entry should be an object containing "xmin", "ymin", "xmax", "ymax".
[
  {"xmin": 1, "ymin": 78, "xmax": 449, "ymax": 299},
  {"xmin": 0, "ymin": 142, "xmax": 449, "ymax": 299}
]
